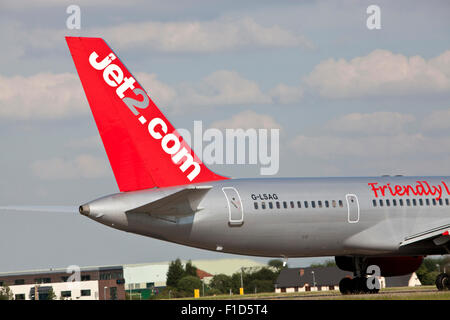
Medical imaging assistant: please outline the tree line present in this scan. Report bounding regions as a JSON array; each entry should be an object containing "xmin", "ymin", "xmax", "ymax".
[
  {"xmin": 155, "ymin": 258, "xmax": 284, "ymax": 298},
  {"xmin": 2, "ymin": 256, "xmax": 448, "ymax": 299}
]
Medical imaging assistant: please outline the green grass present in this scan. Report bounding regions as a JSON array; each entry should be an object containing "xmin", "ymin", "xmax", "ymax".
[
  {"xmin": 168, "ymin": 286, "xmax": 450, "ymax": 300},
  {"xmin": 329, "ymin": 291, "xmax": 450, "ymax": 300}
]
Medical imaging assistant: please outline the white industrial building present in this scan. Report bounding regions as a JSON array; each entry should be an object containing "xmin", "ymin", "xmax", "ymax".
[
  {"xmin": 8, "ymin": 281, "xmax": 100, "ymax": 300},
  {"xmin": 124, "ymin": 263, "xmax": 169, "ymax": 291},
  {"xmin": 0, "ymin": 265, "xmax": 126, "ymax": 300},
  {"xmin": 0, "ymin": 258, "xmax": 267, "ymax": 299},
  {"xmin": 123, "ymin": 258, "xmax": 267, "ymax": 290}
]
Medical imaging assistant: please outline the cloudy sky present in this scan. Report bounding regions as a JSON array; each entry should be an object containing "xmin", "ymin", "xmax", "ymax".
[{"xmin": 0, "ymin": 0, "xmax": 450, "ymax": 272}]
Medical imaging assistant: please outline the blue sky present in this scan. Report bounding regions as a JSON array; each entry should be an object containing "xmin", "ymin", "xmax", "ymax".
[{"xmin": 0, "ymin": 0, "xmax": 450, "ymax": 271}]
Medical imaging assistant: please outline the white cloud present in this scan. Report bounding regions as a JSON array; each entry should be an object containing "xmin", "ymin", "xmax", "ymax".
[
  {"xmin": 98, "ymin": 17, "xmax": 313, "ymax": 52},
  {"xmin": 326, "ymin": 112, "xmax": 415, "ymax": 135},
  {"xmin": 1, "ymin": 16, "xmax": 311, "ymax": 54},
  {"xmin": 422, "ymin": 108, "xmax": 450, "ymax": 131},
  {"xmin": 139, "ymin": 70, "xmax": 299, "ymax": 111},
  {"xmin": 269, "ymin": 83, "xmax": 303, "ymax": 104},
  {"xmin": 144, "ymin": 70, "xmax": 305, "ymax": 111},
  {"xmin": 290, "ymin": 134, "xmax": 429, "ymax": 159},
  {"xmin": 1, "ymin": 0, "xmax": 141, "ymax": 9},
  {"xmin": 135, "ymin": 72, "xmax": 177, "ymax": 109},
  {"xmin": 30, "ymin": 154, "xmax": 109, "ymax": 180},
  {"xmin": 0, "ymin": 21, "xmax": 65, "ymax": 58},
  {"xmin": 0, "ymin": 70, "xmax": 301, "ymax": 119},
  {"xmin": 210, "ymin": 110, "xmax": 282, "ymax": 130},
  {"xmin": 0, "ymin": 73, "xmax": 86, "ymax": 119},
  {"xmin": 67, "ymin": 136, "xmax": 103, "ymax": 149},
  {"xmin": 290, "ymin": 110, "xmax": 450, "ymax": 161},
  {"xmin": 177, "ymin": 70, "xmax": 271, "ymax": 108},
  {"xmin": 0, "ymin": 16, "xmax": 312, "ymax": 68},
  {"xmin": 138, "ymin": 70, "xmax": 275, "ymax": 112},
  {"xmin": 304, "ymin": 50, "xmax": 450, "ymax": 98}
]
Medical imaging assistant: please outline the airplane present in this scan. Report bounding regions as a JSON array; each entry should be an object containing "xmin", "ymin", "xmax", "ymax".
[{"xmin": 3, "ymin": 36, "xmax": 450, "ymax": 295}]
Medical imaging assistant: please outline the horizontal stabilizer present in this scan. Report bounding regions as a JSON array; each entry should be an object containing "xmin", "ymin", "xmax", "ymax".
[
  {"xmin": 400, "ymin": 223, "xmax": 450, "ymax": 247},
  {"xmin": 125, "ymin": 186, "xmax": 212, "ymax": 217}
]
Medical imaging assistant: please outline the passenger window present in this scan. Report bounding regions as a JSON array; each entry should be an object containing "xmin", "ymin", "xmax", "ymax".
[
  {"xmin": 311, "ymin": 201, "xmax": 316, "ymax": 208},
  {"xmin": 283, "ymin": 201, "xmax": 287, "ymax": 209},
  {"xmin": 304, "ymin": 201, "xmax": 309, "ymax": 208},
  {"xmin": 412, "ymin": 199, "xmax": 417, "ymax": 206},
  {"xmin": 433, "ymin": 199, "xmax": 437, "ymax": 206},
  {"xmin": 399, "ymin": 199, "xmax": 404, "ymax": 206},
  {"xmin": 332, "ymin": 200, "xmax": 336, "ymax": 208},
  {"xmin": 339, "ymin": 200, "xmax": 343, "ymax": 208},
  {"xmin": 372, "ymin": 200, "xmax": 377, "ymax": 207},
  {"xmin": 393, "ymin": 199, "xmax": 397, "ymax": 206},
  {"xmin": 318, "ymin": 201, "xmax": 322, "ymax": 208},
  {"xmin": 325, "ymin": 200, "xmax": 329, "ymax": 208},
  {"xmin": 254, "ymin": 202, "xmax": 258, "ymax": 210},
  {"xmin": 406, "ymin": 199, "xmax": 411, "ymax": 206},
  {"xmin": 290, "ymin": 201, "xmax": 295, "ymax": 209},
  {"xmin": 439, "ymin": 199, "xmax": 443, "ymax": 206},
  {"xmin": 276, "ymin": 202, "xmax": 280, "ymax": 209},
  {"xmin": 379, "ymin": 199, "xmax": 383, "ymax": 207},
  {"xmin": 419, "ymin": 199, "xmax": 423, "ymax": 206},
  {"xmin": 262, "ymin": 202, "xmax": 266, "ymax": 209},
  {"xmin": 269, "ymin": 202, "xmax": 273, "ymax": 209},
  {"xmin": 297, "ymin": 201, "xmax": 301, "ymax": 208},
  {"xmin": 446, "ymin": 199, "xmax": 449, "ymax": 206},
  {"xmin": 386, "ymin": 199, "xmax": 390, "ymax": 207}
]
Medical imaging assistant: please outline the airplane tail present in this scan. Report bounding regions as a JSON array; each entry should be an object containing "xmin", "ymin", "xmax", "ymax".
[{"xmin": 65, "ymin": 37, "xmax": 228, "ymax": 192}]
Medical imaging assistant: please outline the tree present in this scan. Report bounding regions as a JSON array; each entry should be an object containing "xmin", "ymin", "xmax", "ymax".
[
  {"xmin": 177, "ymin": 276, "xmax": 202, "ymax": 296},
  {"xmin": 209, "ymin": 274, "xmax": 233, "ymax": 294},
  {"xmin": 230, "ymin": 273, "xmax": 243, "ymax": 294},
  {"xmin": 268, "ymin": 259, "xmax": 284, "ymax": 271},
  {"xmin": 251, "ymin": 267, "xmax": 278, "ymax": 282},
  {"xmin": 166, "ymin": 258, "xmax": 185, "ymax": 288},
  {"xmin": 416, "ymin": 257, "xmax": 442, "ymax": 285},
  {"xmin": 413, "ymin": 256, "xmax": 450, "ymax": 285},
  {"xmin": 245, "ymin": 268, "xmax": 277, "ymax": 293},
  {"xmin": 248, "ymin": 279, "xmax": 274, "ymax": 293},
  {"xmin": 310, "ymin": 259, "xmax": 336, "ymax": 268},
  {"xmin": 46, "ymin": 287, "xmax": 56, "ymax": 300},
  {"xmin": 185, "ymin": 260, "xmax": 198, "ymax": 277},
  {"xmin": 0, "ymin": 286, "xmax": 13, "ymax": 300}
]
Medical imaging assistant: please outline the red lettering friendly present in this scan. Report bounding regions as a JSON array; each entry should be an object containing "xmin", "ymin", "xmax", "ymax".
[{"xmin": 368, "ymin": 180, "xmax": 449, "ymax": 200}]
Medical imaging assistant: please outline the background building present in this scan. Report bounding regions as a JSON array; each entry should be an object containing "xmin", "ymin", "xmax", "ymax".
[
  {"xmin": 275, "ymin": 266, "xmax": 422, "ymax": 293},
  {"xmin": 0, "ymin": 258, "xmax": 266, "ymax": 299},
  {"xmin": 0, "ymin": 266, "xmax": 125, "ymax": 300},
  {"xmin": 381, "ymin": 273, "xmax": 422, "ymax": 288},
  {"xmin": 275, "ymin": 266, "xmax": 353, "ymax": 292},
  {"xmin": 122, "ymin": 258, "xmax": 266, "ymax": 295}
]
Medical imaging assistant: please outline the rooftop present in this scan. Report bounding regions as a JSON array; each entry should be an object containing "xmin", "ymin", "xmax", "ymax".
[
  {"xmin": 276, "ymin": 266, "xmax": 353, "ymax": 287},
  {"xmin": 0, "ymin": 265, "xmax": 123, "ymax": 278}
]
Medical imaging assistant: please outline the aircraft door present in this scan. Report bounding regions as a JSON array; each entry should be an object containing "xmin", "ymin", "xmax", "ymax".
[
  {"xmin": 222, "ymin": 187, "xmax": 244, "ymax": 226},
  {"xmin": 346, "ymin": 194, "xmax": 360, "ymax": 223}
]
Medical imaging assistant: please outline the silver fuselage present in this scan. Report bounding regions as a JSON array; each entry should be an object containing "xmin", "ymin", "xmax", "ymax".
[{"xmin": 83, "ymin": 176, "xmax": 450, "ymax": 258}]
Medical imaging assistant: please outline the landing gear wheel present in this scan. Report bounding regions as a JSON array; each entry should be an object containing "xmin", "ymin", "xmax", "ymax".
[
  {"xmin": 353, "ymin": 277, "xmax": 371, "ymax": 294},
  {"xmin": 435, "ymin": 273, "xmax": 450, "ymax": 291},
  {"xmin": 368, "ymin": 287, "xmax": 380, "ymax": 294},
  {"xmin": 339, "ymin": 277, "xmax": 353, "ymax": 295}
]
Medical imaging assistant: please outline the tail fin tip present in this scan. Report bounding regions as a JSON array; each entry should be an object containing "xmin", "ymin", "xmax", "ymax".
[{"xmin": 66, "ymin": 36, "xmax": 228, "ymax": 192}]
